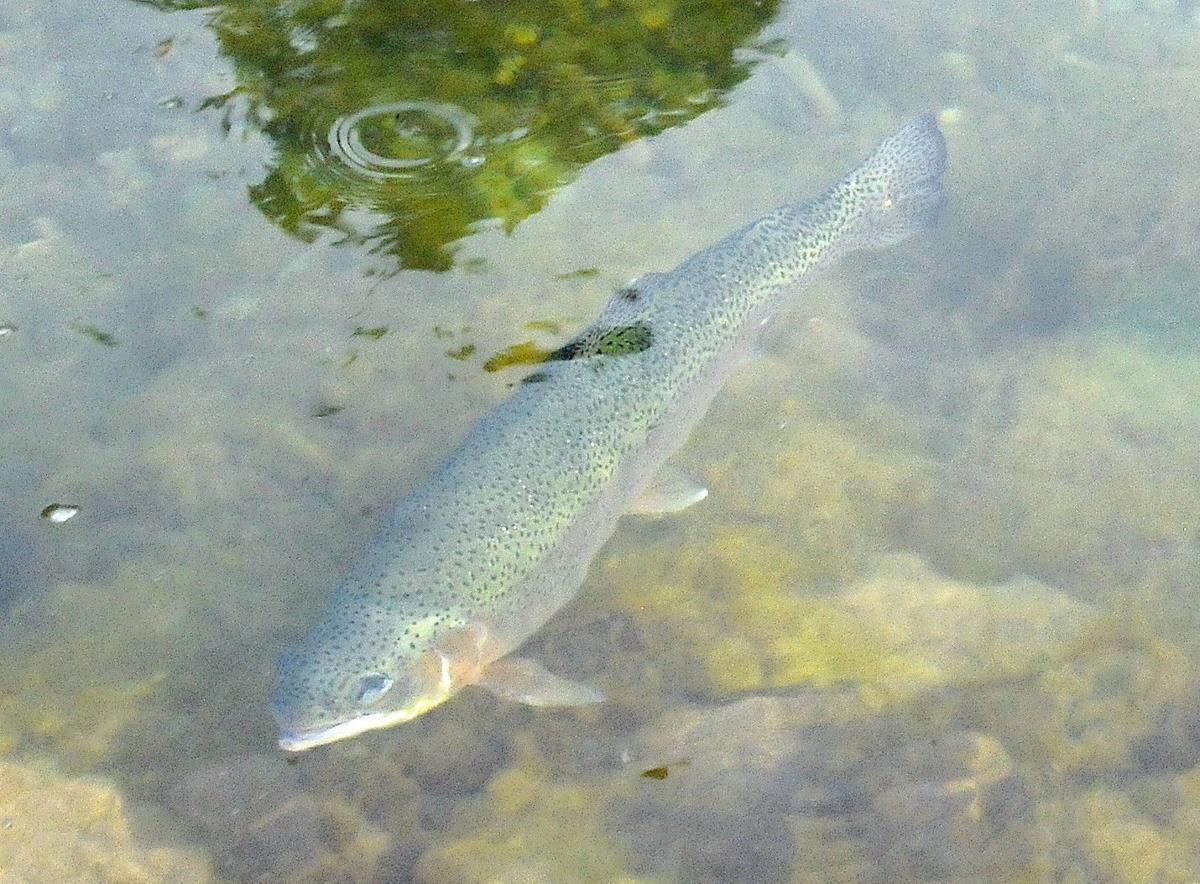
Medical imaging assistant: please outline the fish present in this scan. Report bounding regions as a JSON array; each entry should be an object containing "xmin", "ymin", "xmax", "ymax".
[{"xmin": 272, "ymin": 114, "xmax": 947, "ymax": 751}]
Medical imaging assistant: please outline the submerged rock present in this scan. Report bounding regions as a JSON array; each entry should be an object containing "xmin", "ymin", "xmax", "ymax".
[
  {"xmin": 1069, "ymin": 787, "xmax": 1199, "ymax": 883},
  {"xmin": 620, "ymin": 695, "xmax": 852, "ymax": 884},
  {"xmin": 413, "ymin": 763, "xmax": 638, "ymax": 884},
  {"xmin": 167, "ymin": 755, "xmax": 323, "ymax": 881},
  {"xmin": 895, "ymin": 340, "xmax": 1200, "ymax": 598},
  {"xmin": 0, "ymin": 758, "xmax": 211, "ymax": 883},
  {"xmin": 867, "ymin": 731, "xmax": 1030, "ymax": 881},
  {"xmin": 615, "ymin": 697, "xmax": 1034, "ymax": 883},
  {"xmin": 829, "ymin": 553, "xmax": 1098, "ymax": 699}
]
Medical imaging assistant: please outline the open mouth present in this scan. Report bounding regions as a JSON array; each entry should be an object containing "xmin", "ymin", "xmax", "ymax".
[
  {"xmin": 276, "ymin": 692, "xmax": 449, "ymax": 751},
  {"xmin": 277, "ymin": 708, "xmax": 410, "ymax": 751}
]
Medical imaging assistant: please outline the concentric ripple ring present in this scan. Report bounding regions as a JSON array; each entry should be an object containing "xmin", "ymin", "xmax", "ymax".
[{"xmin": 328, "ymin": 101, "xmax": 476, "ymax": 179}]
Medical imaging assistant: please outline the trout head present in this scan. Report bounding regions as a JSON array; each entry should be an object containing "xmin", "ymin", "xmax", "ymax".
[{"xmin": 271, "ymin": 605, "xmax": 491, "ymax": 751}]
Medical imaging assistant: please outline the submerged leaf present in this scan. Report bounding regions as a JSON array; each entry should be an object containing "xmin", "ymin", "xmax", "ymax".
[
  {"xmin": 73, "ymin": 325, "xmax": 118, "ymax": 347},
  {"xmin": 352, "ymin": 326, "xmax": 389, "ymax": 340}
]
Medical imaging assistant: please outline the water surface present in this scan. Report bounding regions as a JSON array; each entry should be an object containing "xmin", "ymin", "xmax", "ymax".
[{"xmin": 2, "ymin": 0, "xmax": 1200, "ymax": 881}]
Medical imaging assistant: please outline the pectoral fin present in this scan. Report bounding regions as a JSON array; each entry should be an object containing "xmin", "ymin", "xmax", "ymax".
[
  {"xmin": 630, "ymin": 466, "xmax": 708, "ymax": 515},
  {"xmin": 478, "ymin": 657, "xmax": 604, "ymax": 707}
]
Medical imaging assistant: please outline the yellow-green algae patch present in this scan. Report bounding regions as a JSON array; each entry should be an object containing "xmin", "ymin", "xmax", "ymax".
[
  {"xmin": 703, "ymin": 635, "xmax": 764, "ymax": 695},
  {"xmin": 942, "ymin": 630, "xmax": 1200, "ymax": 881},
  {"xmin": 767, "ymin": 554, "xmax": 1095, "ymax": 703},
  {"xmin": 834, "ymin": 554, "xmax": 1097, "ymax": 697},
  {"xmin": 415, "ymin": 754, "xmax": 641, "ymax": 883},
  {"xmin": 0, "ymin": 758, "xmax": 212, "ymax": 883},
  {"xmin": 0, "ymin": 569, "xmax": 179, "ymax": 770},
  {"xmin": 1073, "ymin": 789, "xmax": 1198, "ymax": 884},
  {"xmin": 1032, "ymin": 637, "xmax": 1193, "ymax": 778},
  {"xmin": 607, "ymin": 506, "xmax": 1096, "ymax": 700}
]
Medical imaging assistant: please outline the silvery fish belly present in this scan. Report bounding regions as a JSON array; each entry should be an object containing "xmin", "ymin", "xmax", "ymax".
[{"xmin": 273, "ymin": 114, "xmax": 948, "ymax": 751}]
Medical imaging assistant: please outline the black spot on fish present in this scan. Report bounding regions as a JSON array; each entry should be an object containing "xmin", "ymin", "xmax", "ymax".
[
  {"xmin": 546, "ymin": 321, "xmax": 653, "ymax": 362},
  {"xmin": 618, "ymin": 285, "xmax": 640, "ymax": 303},
  {"xmin": 521, "ymin": 370, "xmax": 550, "ymax": 384}
]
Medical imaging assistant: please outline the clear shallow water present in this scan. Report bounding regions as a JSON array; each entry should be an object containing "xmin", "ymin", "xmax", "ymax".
[{"xmin": 2, "ymin": 1, "xmax": 1200, "ymax": 881}]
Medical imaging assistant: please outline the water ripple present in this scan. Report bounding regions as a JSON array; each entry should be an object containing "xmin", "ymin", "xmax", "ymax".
[{"xmin": 326, "ymin": 101, "xmax": 477, "ymax": 180}]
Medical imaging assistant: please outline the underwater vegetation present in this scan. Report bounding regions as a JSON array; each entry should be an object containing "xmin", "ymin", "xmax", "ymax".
[{"xmin": 137, "ymin": 0, "xmax": 780, "ymax": 272}]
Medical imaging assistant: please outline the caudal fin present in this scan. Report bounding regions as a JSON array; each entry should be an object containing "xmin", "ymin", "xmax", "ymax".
[{"xmin": 843, "ymin": 113, "xmax": 947, "ymax": 251}]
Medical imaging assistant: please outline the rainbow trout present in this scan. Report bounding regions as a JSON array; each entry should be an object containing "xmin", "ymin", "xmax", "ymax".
[{"xmin": 273, "ymin": 115, "xmax": 947, "ymax": 750}]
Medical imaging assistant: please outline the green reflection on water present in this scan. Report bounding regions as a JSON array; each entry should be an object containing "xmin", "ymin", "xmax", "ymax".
[{"xmin": 138, "ymin": 0, "xmax": 779, "ymax": 272}]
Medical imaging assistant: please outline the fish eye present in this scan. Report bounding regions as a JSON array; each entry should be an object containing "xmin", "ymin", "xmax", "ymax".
[{"xmin": 354, "ymin": 672, "xmax": 394, "ymax": 705}]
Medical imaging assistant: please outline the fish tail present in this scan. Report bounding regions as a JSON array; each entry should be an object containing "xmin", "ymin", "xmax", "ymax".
[{"xmin": 841, "ymin": 113, "xmax": 947, "ymax": 251}]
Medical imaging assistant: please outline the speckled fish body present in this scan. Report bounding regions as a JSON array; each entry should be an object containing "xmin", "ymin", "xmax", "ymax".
[{"xmin": 273, "ymin": 115, "xmax": 947, "ymax": 750}]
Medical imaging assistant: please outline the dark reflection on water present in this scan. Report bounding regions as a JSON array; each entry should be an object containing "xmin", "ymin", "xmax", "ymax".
[{"xmin": 138, "ymin": 0, "xmax": 779, "ymax": 272}]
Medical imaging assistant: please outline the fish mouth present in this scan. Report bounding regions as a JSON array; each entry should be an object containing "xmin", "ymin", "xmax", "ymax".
[
  {"xmin": 277, "ymin": 707, "xmax": 414, "ymax": 752},
  {"xmin": 275, "ymin": 694, "xmax": 448, "ymax": 752}
]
